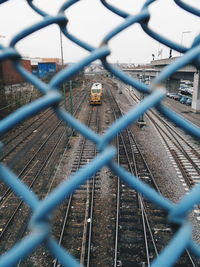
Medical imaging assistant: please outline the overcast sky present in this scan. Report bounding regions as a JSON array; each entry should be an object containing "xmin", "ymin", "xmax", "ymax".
[{"xmin": 0, "ymin": 0, "xmax": 199, "ymax": 64}]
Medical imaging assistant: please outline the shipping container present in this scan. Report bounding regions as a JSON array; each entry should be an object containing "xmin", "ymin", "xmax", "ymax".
[
  {"xmin": 0, "ymin": 59, "xmax": 32, "ymax": 85},
  {"xmin": 38, "ymin": 62, "xmax": 57, "ymax": 78}
]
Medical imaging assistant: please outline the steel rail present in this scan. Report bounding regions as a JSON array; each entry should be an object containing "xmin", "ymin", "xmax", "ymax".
[
  {"xmin": 1, "ymin": 89, "xmax": 88, "ymax": 265},
  {"xmin": 127, "ymin": 127, "xmax": 155, "ymax": 266},
  {"xmin": 127, "ymin": 85, "xmax": 200, "ymax": 187},
  {"xmin": 0, "ymin": 90, "xmax": 86, "ymax": 234},
  {"xmin": 0, "ymin": 119, "xmax": 70, "ymax": 241},
  {"xmin": 16, "ymin": 124, "xmax": 80, "ymax": 267},
  {"xmin": 1, "ymin": 109, "xmax": 59, "ymax": 160},
  {"xmin": 127, "ymin": 127, "xmax": 197, "ymax": 266},
  {"xmin": 80, "ymin": 108, "xmax": 99, "ymax": 265},
  {"xmin": 0, "ymin": 89, "xmax": 83, "ymax": 161},
  {"xmin": 0, "ymin": 118, "xmax": 64, "ymax": 204},
  {"xmin": 1, "ymin": 107, "xmax": 51, "ymax": 145},
  {"xmin": 107, "ymin": 84, "xmax": 197, "ymax": 266},
  {"xmin": 0, "ymin": 91, "xmax": 87, "ymax": 204},
  {"xmin": 151, "ymin": 121, "xmax": 196, "ymax": 188},
  {"xmin": 114, "ymin": 134, "xmax": 120, "ymax": 267},
  {"xmin": 107, "ymin": 88, "xmax": 153, "ymax": 266},
  {"xmin": 148, "ymin": 115, "xmax": 200, "ymax": 176},
  {"xmin": 128, "ymin": 85, "xmax": 200, "ymax": 157},
  {"xmin": 53, "ymin": 106, "xmax": 99, "ymax": 267},
  {"xmin": 145, "ymin": 110, "xmax": 200, "ymax": 189},
  {"xmin": 84, "ymin": 108, "xmax": 99, "ymax": 267},
  {"xmin": 118, "ymin": 82, "xmax": 197, "ymax": 266}
]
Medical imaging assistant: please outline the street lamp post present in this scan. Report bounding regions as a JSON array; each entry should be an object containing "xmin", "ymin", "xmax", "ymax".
[{"xmin": 180, "ymin": 31, "xmax": 191, "ymax": 56}]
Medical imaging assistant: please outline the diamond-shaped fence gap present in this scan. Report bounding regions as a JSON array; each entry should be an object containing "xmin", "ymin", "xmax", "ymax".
[
  {"xmin": 147, "ymin": 0, "xmax": 197, "ymax": 47},
  {"xmin": 65, "ymin": 0, "xmax": 122, "ymax": 47},
  {"xmin": 106, "ymin": 21, "xmax": 157, "ymax": 68},
  {"xmin": 10, "ymin": 22, "xmax": 65, "ymax": 62}
]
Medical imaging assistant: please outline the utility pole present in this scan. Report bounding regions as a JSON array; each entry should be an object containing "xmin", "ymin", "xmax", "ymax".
[
  {"xmin": 59, "ymin": 29, "xmax": 66, "ymax": 110},
  {"xmin": 69, "ymin": 80, "xmax": 73, "ymax": 114},
  {"xmin": 59, "ymin": 29, "xmax": 69, "ymax": 141}
]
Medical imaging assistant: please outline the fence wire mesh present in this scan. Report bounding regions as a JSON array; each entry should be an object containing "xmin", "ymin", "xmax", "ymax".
[{"xmin": 0, "ymin": 1, "xmax": 200, "ymax": 266}]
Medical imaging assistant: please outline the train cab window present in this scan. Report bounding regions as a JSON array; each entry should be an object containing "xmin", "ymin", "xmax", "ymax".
[{"xmin": 92, "ymin": 89, "xmax": 101, "ymax": 93}]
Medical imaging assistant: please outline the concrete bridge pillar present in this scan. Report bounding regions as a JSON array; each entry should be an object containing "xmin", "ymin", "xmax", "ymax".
[
  {"xmin": 166, "ymin": 78, "xmax": 180, "ymax": 93},
  {"xmin": 191, "ymin": 72, "xmax": 200, "ymax": 113}
]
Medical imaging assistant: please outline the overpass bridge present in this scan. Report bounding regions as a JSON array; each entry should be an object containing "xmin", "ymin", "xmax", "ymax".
[{"xmin": 122, "ymin": 57, "xmax": 200, "ymax": 113}]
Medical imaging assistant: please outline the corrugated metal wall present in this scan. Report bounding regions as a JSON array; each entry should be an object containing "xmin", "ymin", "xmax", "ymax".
[{"xmin": 38, "ymin": 62, "xmax": 57, "ymax": 78}]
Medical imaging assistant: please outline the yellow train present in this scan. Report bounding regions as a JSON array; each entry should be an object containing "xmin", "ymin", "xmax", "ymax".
[{"xmin": 90, "ymin": 83, "xmax": 103, "ymax": 105}]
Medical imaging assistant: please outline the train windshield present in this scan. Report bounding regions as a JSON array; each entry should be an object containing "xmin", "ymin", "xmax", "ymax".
[{"xmin": 92, "ymin": 89, "xmax": 101, "ymax": 93}]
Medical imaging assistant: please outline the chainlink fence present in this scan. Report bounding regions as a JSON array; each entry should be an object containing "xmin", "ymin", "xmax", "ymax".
[{"xmin": 0, "ymin": 0, "xmax": 200, "ymax": 266}]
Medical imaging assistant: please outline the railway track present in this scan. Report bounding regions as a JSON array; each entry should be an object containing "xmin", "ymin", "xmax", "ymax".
[
  {"xmin": 2, "ymin": 77, "xmax": 199, "ymax": 266},
  {"xmin": 0, "ymin": 89, "xmax": 87, "ymax": 257},
  {"xmin": 0, "ymin": 89, "xmax": 86, "ymax": 193},
  {"xmin": 125, "ymin": 85, "xmax": 200, "ymax": 220},
  {"xmin": 51, "ymin": 105, "xmax": 101, "ymax": 267},
  {"xmin": 0, "ymin": 89, "xmax": 83, "ymax": 162},
  {"xmin": 51, "ymin": 83, "xmax": 198, "ymax": 266},
  {"xmin": 107, "ymin": 87, "xmax": 197, "ymax": 266}
]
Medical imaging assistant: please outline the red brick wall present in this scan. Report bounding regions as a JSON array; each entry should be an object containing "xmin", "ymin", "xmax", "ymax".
[{"xmin": 0, "ymin": 59, "xmax": 32, "ymax": 85}]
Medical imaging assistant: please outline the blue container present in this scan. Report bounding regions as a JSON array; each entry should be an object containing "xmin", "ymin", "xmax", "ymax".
[
  {"xmin": 38, "ymin": 62, "xmax": 56, "ymax": 78},
  {"xmin": 32, "ymin": 69, "xmax": 38, "ymax": 77}
]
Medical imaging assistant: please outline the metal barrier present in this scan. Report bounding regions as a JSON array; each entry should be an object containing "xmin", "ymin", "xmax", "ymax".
[{"xmin": 0, "ymin": 1, "xmax": 200, "ymax": 266}]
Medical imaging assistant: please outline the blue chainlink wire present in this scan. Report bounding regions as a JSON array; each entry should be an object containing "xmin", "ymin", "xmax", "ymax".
[{"xmin": 0, "ymin": 1, "xmax": 200, "ymax": 266}]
